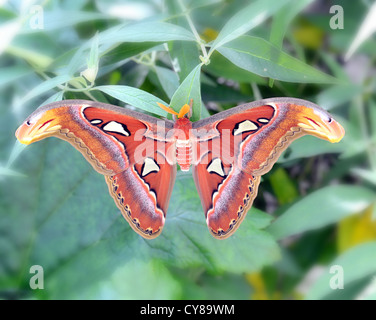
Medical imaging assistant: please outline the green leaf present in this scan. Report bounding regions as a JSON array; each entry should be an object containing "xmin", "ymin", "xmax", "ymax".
[
  {"xmin": 170, "ymin": 64, "xmax": 202, "ymax": 121},
  {"xmin": 100, "ymin": 22, "xmax": 196, "ymax": 44},
  {"xmin": 269, "ymin": 0, "xmax": 314, "ymax": 47},
  {"xmin": 267, "ymin": 185, "xmax": 375, "ymax": 240},
  {"xmin": 94, "ymin": 85, "xmax": 168, "ymax": 117},
  {"xmin": 209, "ymin": 0, "xmax": 291, "ymax": 54},
  {"xmin": 168, "ymin": 39, "xmax": 200, "ymax": 82},
  {"xmin": 155, "ymin": 66, "xmax": 180, "ymax": 99},
  {"xmin": 217, "ymin": 35, "xmax": 338, "ymax": 83},
  {"xmin": 306, "ymin": 242, "xmax": 376, "ymax": 300},
  {"xmin": 204, "ymin": 51, "xmax": 266, "ymax": 84},
  {"xmin": 20, "ymin": 75, "xmax": 70, "ymax": 104}
]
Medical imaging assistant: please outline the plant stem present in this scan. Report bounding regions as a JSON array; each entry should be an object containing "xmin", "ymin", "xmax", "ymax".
[{"xmin": 177, "ymin": 0, "xmax": 209, "ymax": 65}]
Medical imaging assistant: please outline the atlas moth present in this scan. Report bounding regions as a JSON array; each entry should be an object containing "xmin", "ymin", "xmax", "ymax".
[{"xmin": 16, "ymin": 97, "xmax": 344, "ymax": 239}]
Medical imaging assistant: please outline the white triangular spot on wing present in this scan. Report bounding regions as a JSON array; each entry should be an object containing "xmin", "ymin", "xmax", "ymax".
[
  {"xmin": 142, "ymin": 157, "xmax": 160, "ymax": 177},
  {"xmin": 207, "ymin": 158, "xmax": 225, "ymax": 177},
  {"xmin": 233, "ymin": 120, "xmax": 258, "ymax": 135},
  {"xmin": 102, "ymin": 121, "xmax": 130, "ymax": 136}
]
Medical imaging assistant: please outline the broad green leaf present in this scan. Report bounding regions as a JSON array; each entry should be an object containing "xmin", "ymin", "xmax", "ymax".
[
  {"xmin": 65, "ymin": 21, "xmax": 194, "ymax": 76},
  {"xmin": 170, "ymin": 64, "xmax": 202, "ymax": 121},
  {"xmin": 20, "ymin": 75, "xmax": 70, "ymax": 104},
  {"xmin": 168, "ymin": 39, "xmax": 200, "ymax": 82},
  {"xmin": 217, "ymin": 36, "xmax": 337, "ymax": 84},
  {"xmin": 306, "ymin": 242, "xmax": 376, "ymax": 300},
  {"xmin": 94, "ymin": 85, "xmax": 168, "ymax": 117},
  {"xmin": 267, "ymin": 185, "xmax": 375, "ymax": 240},
  {"xmin": 155, "ymin": 66, "xmax": 180, "ymax": 99},
  {"xmin": 100, "ymin": 22, "xmax": 196, "ymax": 44},
  {"xmin": 209, "ymin": 0, "xmax": 291, "ymax": 54},
  {"xmin": 269, "ymin": 0, "xmax": 314, "ymax": 48},
  {"xmin": 204, "ymin": 51, "xmax": 266, "ymax": 84}
]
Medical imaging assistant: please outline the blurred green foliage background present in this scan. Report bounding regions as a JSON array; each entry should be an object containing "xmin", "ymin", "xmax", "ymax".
[{"xmin": 1, "ymin": 0, "xmax": 376, "ymax": 300}]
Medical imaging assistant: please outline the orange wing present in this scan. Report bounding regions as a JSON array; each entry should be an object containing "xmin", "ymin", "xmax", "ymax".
[
  {"xmin": 16, "ymin": 99, "xmax": 176, "ymax": 239},
  {"xmin": 192, "ymin": 97, "xmax": 345, "ymax": 239}
]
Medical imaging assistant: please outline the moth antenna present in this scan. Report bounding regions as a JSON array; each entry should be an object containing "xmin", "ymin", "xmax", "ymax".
[
  {"xmin": 157, "ymin": 102, "xmax": 179, "ymax": 117},
  {"xmin": 178, "ymin": 104, "xmax": 190, "ymax": 119},
  {"xmin": 188, "ymin": 99, "xmax": 193, "ymax": 118}
]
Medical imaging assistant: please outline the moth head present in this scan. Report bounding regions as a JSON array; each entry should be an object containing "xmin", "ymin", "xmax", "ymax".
[
  {"xmin": 15, "ymin": 108, "xmax": 62, "ymax": 145},
  {"xmin": 296, "ymin": 105, "xmax": 345, "ymax": 143},
  {"xmin": 157, "ymin": 99, "xmax": 192, "ymax": 120}
]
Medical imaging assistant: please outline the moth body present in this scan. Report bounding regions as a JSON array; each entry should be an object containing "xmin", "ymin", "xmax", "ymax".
[{"xmin": 173, "ymin": 116, "xmax": 193, "ymax": 171}]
